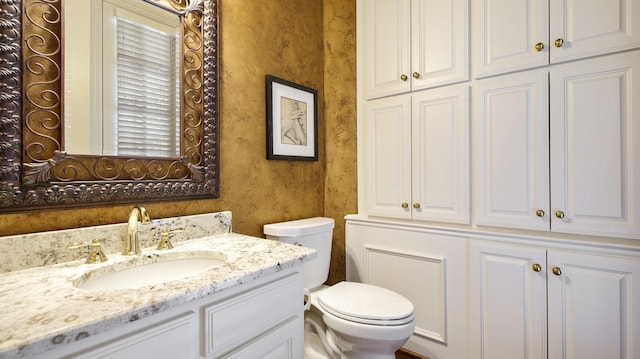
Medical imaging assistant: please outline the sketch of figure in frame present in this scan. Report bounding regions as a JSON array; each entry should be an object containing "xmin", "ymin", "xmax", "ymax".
[{"xmin": 280, "ymin": 97, "xmax": 308, "ymax": 146}]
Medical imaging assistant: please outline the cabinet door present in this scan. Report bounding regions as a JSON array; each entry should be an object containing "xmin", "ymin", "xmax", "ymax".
[
  {"xmin": 411, "ymin": 0, "xmax": 469, "ymax": 90},
  {"xmin": 469, "ymin": 241, "xmax": 547, "ymax": 359},
  {"xmin": 412, "ymin": 84, "xmax": 469, "ymax": 224},
  {"xmin": 364, "ymin": 95, "xmax": 412, "ymax": 219},
  {"xmin": 549, "ymin": 0, "xmax": 640, "ymax": 64},
  {"xmin": 547, "ymin": 250, "xmax": 640, "ymax": 359},
  {"xmin": 550, "ymin": 51, "xmax": 640, "ymax": 238},
  {"xmin": 473, "ymin": 0, "xmax": 548, "ymax": 78},
  {"xmin": 361, "ymin": 0, "xmax": 411, "ymax": 99},
  {"xmin": 225, "ymin": 317, "xmax": 303, "ymax": 359},
  {"xmin": 473, "ymin": 71, "xmax": 550, "ymax": 231},
  {"xmin": 202, "ymin": 273, "xmax": 303, "ymax": 358}
]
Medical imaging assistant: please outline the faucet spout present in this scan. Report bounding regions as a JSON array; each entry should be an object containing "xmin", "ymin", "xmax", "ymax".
[{"xmin": 124, "ymin": 205, "xmax": 151, "ymax": 255}]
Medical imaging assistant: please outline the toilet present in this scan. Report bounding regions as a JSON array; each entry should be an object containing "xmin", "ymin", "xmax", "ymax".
[{"xmin": 264, "ymin": 217, "xmax": 415, "ymax": 359}]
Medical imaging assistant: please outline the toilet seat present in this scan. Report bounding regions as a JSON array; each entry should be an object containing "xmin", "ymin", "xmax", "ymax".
[{"xmin": 316, "ymin": 282, "xmax": 414, "ymax": 326}]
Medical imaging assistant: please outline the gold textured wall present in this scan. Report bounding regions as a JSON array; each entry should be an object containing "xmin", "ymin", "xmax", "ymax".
[
  {"xmin": 0, "ymin": 0, "xmax": 357, "ymax": 282},
  {"xmin": 323, "ymin": 0, "xmax": 357, "ymax": 284}
]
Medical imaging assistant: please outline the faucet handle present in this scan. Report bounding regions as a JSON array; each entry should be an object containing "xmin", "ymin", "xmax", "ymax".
[
  {"xmin": 137, "ymin": 205, "xmax": 152, "ymax": 224},
  {"xmin": 68, "ymin": 239, "xmax": 108, "ymax": 264},
  {"xmin": 157, "ymin": 227, "xmax": 184, "ymax": 250}
]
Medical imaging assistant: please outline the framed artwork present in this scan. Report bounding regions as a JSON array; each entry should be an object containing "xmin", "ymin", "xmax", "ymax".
[{"xmin": 266, "ymin": 75, "xmax": 318, "ymax": 161}]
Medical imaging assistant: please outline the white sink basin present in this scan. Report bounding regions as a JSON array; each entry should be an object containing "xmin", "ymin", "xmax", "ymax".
[{"xmin": 75, "ymin": 251, "xmax": 227, "ymax": 291}]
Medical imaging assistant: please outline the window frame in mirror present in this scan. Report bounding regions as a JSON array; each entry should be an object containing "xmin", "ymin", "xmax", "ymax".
[{"xmin": 0, "ymin": 0, "xmax": 219, "ymax": 212}]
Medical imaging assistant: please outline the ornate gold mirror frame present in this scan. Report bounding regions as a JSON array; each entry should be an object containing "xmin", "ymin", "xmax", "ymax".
[{"xmin": 0, "ymin": 0, "xmax": 219, "ymax": 212}]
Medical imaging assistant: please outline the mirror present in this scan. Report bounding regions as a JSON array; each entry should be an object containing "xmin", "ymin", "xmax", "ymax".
[{"xmin": 0, "ymin": 0, "xmax": 219, "ymax": 212}]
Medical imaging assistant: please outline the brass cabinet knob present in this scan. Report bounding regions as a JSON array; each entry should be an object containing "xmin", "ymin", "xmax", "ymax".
[
  {"xmin": 401, "ymin": 202, "xmax": 409, "ymax": 209},
  {"xmin": 535, "ymin": 209, "xmax": 545, "ymax": 217},
  {"xmin": 400, "ymin": 74, "xmax": 408, "ymax": 81},
  {"xmin": 534, "ymin": 42, "xmax": 544, "ymax": 52},
  {"xmin": 532, "ymin": 263, "xmax": 542, "ymax": 272},
  {"xmin": 554, "ymin": 38, "xmax": 564, "ymax": 48},
  {"xmin": 555, "ymin": 210, "xmax": 565, "ymax": 219},
  {"xmin": 413, "ymin": 203, "xmax": 421, "ymax": 209},
  {"xmin": 412, "ymin": 72, "xmax": 420, "ymax": 79},
  {"xmin": 552, "ymin": 267, "xmax": 562, "ymax": 276}
]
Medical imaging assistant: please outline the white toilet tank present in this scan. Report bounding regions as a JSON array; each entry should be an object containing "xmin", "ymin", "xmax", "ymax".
[{"xmin": 264, "ymin": 217, "xmax": 334, "ymax": 290}]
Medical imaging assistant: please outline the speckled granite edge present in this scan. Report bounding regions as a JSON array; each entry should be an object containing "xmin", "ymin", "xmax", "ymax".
[{"xmin": 0, "ymin": 211, "xmax": 232, "ymax": 273}]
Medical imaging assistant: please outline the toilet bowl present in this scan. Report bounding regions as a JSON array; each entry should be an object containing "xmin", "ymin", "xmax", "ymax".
[
  {"xmin": 264, "ymin": 218, "xmax": 415, "ymax": 359},
  {"xmin": 310, "ymin": 282, "xmax": 415, "ymax": 359}
]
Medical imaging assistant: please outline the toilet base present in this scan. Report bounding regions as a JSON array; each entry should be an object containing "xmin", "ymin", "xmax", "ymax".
[
  {"xmin": 328, "ymin": 326, "xmax": 399, "ymax": 359},
  {"xmin": 304, "ymin": 307, "xmax": 338, "ymax": 358},
  {"xmin": 304, "ymin": 331, "xmax": 331, "ymax": 359}
]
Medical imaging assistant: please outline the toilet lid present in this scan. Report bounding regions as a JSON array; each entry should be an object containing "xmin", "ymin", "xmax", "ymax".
[{"xmin": 316, "ymin": 282, "xmax": 414, "ymax": 325}]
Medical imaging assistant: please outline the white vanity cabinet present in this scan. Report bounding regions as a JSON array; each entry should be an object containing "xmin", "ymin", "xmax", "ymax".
[
  {"xmin": 473, "ymin": 0, "xmax": 640, "ymax": 78},
  {"xmin": 32, "ymin": 311, "xmax": 200, "ymax": 359},
  {"xmin": 470, "ymin": 239, "xmax": 640, "ymax": 359},
  {"xmin": 363, "ymin": 84, "xmax": 470, "ymax": 224},
  {"xmin": 360, "ymin": 0, "xmax": 468, "ymax": 100},
  {"xmin": 473, "ymin": 51, "xmax": 640, "ymax": 239},
  {"xmin": 202, "ymin": 272, "xmax": 303, "ymax": 358},
  {"xmin": 31, "ymin": 270, "xmax": 304, "ymax": 359}
]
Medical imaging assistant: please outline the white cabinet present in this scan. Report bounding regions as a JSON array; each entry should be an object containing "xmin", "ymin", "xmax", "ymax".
[
  {"xmin": 470, "ymin": 240, "xmax": 640, "ymax": 359},
  {"xmin": 364, "ymin": 94, "xmax": 412, "ymax": 219},
  {"xmin": 472, "ymin": 0, "xmax": 548, "ymax": 78},
  {"xmin": 473, "ymin": 0, "xmax": 640, "ymax": 78},
  {"xmin": 364, "ymin": 84, "xmax": 469, "ymax": 224},
  {"xmin": 41, "ymin": 312, "xmax": 200, "ymax": 359},
  {"xmin": 345, "ymin": 218, "xmax": 469, "ymax": 359},
  {"xmin": 225, "ymin": 318, "xmax": 302, "ymax": 359},
  {"xmin": 202, "ymin": 272, "xmax": 302, "ymax": 358},
  {"xmin": 32, "ymin": 271, "xmax": 304, "ymax": 359},
  {"xmin": 546, "ymin": 250, "xmax": 640, "ymax": 359},
  {"xmin": 357, "ymin": 2, "xmax": 640, "ymax": 358},
  {"xmin": 360, "ymin": 0, "xmax": 468, "ymax": 100},
  {"xmin": 469, "ymin": 242, "xmax": 547, "ymax": 359},
  {"xmin": 359, "ymin": 0, "xmax": 471, "ymax": 225},
  {"xmin": 473, "ymin": 51, "xmax": 640, "ymax": 239},
  {"xmin": 473, "ymin": 70, "xmax": 549, "ymax": 231}
]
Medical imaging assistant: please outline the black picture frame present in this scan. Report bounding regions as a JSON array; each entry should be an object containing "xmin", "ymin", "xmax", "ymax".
[{"xmin": 266, "ymin": 75, "xmax": 318, "ymax": 161}]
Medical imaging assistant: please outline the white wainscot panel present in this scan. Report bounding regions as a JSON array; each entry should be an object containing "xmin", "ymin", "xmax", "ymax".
[{"xmin": 365, "ymin": 245, "xmax": 447, "ymax": 344}]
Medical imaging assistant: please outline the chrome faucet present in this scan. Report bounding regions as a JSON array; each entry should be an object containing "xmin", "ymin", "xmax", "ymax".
[{"xmin": 124, "ymin": 205, "xmax": 151, "ymax": 255}]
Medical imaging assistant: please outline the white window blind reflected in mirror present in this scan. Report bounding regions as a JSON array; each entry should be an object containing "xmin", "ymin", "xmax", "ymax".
[
  {"xmin": 64, "ymin": 0, "xmax": 182, "ymax": 158},
  {"xmin": 110, "ymin": 17, "xmax": 181, "ymax": 157},
  {"xmin": 102, "ymin": 0, "xmax": 181, "ymax": 158}
]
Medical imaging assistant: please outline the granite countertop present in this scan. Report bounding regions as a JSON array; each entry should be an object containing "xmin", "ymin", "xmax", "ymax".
[{"xmin": 0, "ymin": 233, "xmax": 316, "ymax": 358}]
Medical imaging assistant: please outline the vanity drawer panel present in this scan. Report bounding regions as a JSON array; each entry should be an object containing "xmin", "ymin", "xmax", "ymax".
[
  {"xmin": 202, "ymin": 272, "xmax": 302, "ymax": 358},
  {"xmin": 34, "ymin": 312, "xmax": 198, "ymax": 359}
]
